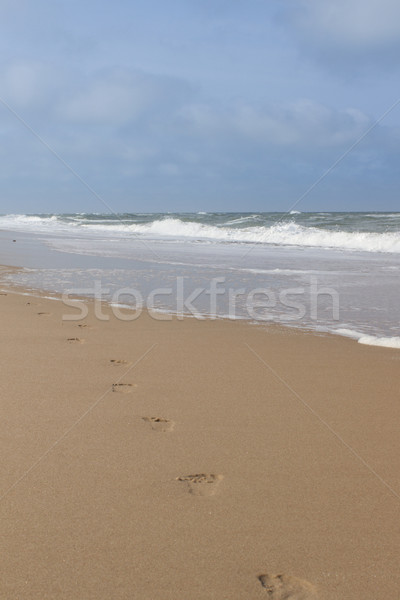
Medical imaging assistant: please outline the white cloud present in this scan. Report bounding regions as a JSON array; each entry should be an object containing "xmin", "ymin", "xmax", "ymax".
[
  {"xmin": 281, "ymin": 0, "xmax": 400, "ymax": 71},
  {"xmin": 292, "ymin": 0, "xmax": 400, "ymax": 46},
  {"xmin": 60, "ymin": 74, "xmax": 150, "ymax": 124},
  {"xmin": 2, "ymin": 60, "xmax": 56, "ymax": 108},
  {"xmin": 58, "ymin": 68, "xmax": 192, "ymax": 125},
  {"xmin": 0, "ymin": 57, "xmax": 392, "ymax": 201},
  {"xmin": 181, "ymin": 100, "xmax": 372, "ymax": 149}
]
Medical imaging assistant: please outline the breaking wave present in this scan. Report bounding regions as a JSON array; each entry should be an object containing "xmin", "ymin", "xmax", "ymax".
[{"xmin": 0, "ymin": 213, "xmax": 399, "ymax": 253}]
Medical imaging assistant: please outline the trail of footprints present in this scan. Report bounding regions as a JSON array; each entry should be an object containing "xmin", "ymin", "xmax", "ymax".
[
  {"xmin": 53, "ymin": 319, "xmax": 318, "ymax": 594},
  {"xmin": 108, "ymin": 360, "xmax": 224, "ymax": 495},
  {"xmin": 21, "ymin": 301, "xmax": 320, "ymax": 594},
  {"xmin": 9, "ymin": 306, "xmax": 318, "ymax": 596},
  {"xmin": 64, "ymin": 327, "xmax": 316, "ymax": 596},
  {"xmin": 107, "ymin": 354, "xmax": 316, "ymax": 595}
]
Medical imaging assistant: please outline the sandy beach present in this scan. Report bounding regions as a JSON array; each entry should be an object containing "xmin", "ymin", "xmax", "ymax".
[{"xmin": 0, "ymin": 273, "xmax": 399, "ymax": 599}]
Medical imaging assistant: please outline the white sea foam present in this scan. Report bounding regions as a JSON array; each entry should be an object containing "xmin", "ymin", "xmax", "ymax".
[
  {"xmin": 358, "ymin": 335, "xmax": 400, "ymax": 349},
  {"xmin": 335, "ymin": 328, "xmax": 400, "ymax": 349},
  {"xmin": 122, "ymin": 218, "xmax": 400, "ymax": 253},
  {"xmin": 0, "ymin": 214, "xmax": 72, "ymax": 232},
  {"xmin": 1, "ymin": 216, "xmax": 399, "ymax": 345},
  {"xmin": 1, "ymin": 214, "xmax": 400, "ymax": 253},
  {"xmin": 223, "ymin": 214, "xmax": 260, "ymax": 225},
  {"xmin": 366, "ymin": 213, "xmax": 400, "ymax": 218}
]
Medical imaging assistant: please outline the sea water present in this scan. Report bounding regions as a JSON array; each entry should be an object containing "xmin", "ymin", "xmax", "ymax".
[{"xmin": 0, "ymin": 212, "xmax": 399, "ymax": 348}]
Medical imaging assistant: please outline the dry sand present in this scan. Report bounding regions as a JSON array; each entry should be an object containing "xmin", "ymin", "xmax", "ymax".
[{"xmin": 0, "ymin": 277, "xmax": 399, "ymax": 599}]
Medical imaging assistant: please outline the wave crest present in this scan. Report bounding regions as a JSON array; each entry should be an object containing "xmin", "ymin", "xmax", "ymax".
[
  {"xmin": 0, "ymin": 214, "xmax": 399, "ymax": 253},
  {"xmin": 125, "ymin": 218, "xmax": 400, "ymax": 253}
]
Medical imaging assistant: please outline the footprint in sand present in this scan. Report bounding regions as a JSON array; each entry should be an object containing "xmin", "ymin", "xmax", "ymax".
[
  {"xmin": 177, "ymin": 473, "xmax": 224, "ymax": 496},
  {"xmin": 67, "ymin": 337, "xmax": 85, "ymax": 344},
  {"xmin": 110, "ymin": 359, "xmax": 131, "ymax": 366},
  {"xmin": 112, "ymin": 383, "xmax": 137, "ymax": 393},
  {"xmin": 0, "ymin": 292, "xmax": 7, "ymax": 296},
  {"xmin": 258, "ymin": 574, "xmax": 317, "ymax": 599},
  {"xmin": 142, "ymin": 417, "xmax": 175, "ymax": 432}
]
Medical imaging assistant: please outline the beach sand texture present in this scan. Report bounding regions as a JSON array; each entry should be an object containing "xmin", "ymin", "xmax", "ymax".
[{"xmin": 0, "ymin": 285, "xmax": 399, "ymax": 599}]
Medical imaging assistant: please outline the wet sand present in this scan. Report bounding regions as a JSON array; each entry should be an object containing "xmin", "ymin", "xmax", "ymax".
[{"xmin": 0, "ymin": 279, "xmax": 399, "ymax": 599}]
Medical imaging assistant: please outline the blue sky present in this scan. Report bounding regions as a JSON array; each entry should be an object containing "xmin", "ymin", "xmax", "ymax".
[{"xmin": 0, "ymin": 0, "xmax": 399, "ymax": 212}]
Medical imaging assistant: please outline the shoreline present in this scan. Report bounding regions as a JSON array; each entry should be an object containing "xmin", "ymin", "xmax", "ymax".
[
  {"xmin": 0, "ymin": 275, "xmax": 399, "ymax": 598},
  {"xmin": 1, "ymin": 262, "xmax": 400, "ymax": 351},
  {"xmin": 1, "ymin": 216, "xmax": 400, "ymax": 347}
]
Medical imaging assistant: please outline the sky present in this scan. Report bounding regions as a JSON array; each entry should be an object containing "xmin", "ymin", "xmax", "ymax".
[{"xmin": 0, "ymin": 0, "xmax": 400, "ymax": 213}]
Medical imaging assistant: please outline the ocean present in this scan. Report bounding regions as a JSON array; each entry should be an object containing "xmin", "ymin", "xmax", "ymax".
[{"xmin": 0, "ymin": 211, "xmax": 399, "ymax": 348}]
